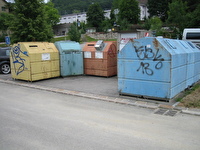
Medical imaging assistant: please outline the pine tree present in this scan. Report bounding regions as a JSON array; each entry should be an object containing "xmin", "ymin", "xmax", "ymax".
[{"xmin": 11, "ymin": 0, "xmax": 53, "ymax": 43}]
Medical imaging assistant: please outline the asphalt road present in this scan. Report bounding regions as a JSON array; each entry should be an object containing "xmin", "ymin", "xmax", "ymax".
[
  {"xmin": 0, "ymin": 82, "xmax": 200, "ymax": 150},
  {"xmin": 0, "ymin": 74, "xmax": 177, "ymax": 106}
]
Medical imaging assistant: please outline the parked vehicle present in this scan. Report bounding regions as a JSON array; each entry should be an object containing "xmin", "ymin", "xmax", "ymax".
[
  {"xmin": 0, "ymin": 47, "xmax": 11, "ymax": 74},
  {"xmin": 182, "ymin": 28, "xmax": 200, "ymax": 48}
]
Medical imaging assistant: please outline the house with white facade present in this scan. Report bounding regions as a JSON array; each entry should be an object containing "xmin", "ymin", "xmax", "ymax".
[
  {"xmin": 58, "ymin": 0, "xmax": 149, "ymax": 24},
  {"xmin": 55, "ymin": 0, "xmax": 149, "ymax": 35}
]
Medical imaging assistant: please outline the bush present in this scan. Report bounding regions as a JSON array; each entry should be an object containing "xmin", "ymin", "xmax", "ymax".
[{"xmin": 68, "ymin": 24, "xmax": 81, "ymax": 42}]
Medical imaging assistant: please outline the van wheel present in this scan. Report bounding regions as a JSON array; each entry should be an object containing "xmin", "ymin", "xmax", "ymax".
[{"xmin": 0, "ymin": 63, "xmax": 11, "ymax": 74}]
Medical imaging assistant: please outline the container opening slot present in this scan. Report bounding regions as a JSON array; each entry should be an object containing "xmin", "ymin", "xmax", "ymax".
[
  {"xmin": 29, "ymin": 45, "xmax": 38, "ymax": 47},
  {"xmin": 187, "ymin": 42, "xmax": 195, "ymax": 49},
  {"xmin": 88, "ymin": 44, "xmax": 94, "ymax": 46},
  {"xmin": 164, "ymin": 40, "xmax": 176, "ymax": 49},
  {"xmin": 179, "ymin": 41, "xmax": 189, "ymax": 49}
]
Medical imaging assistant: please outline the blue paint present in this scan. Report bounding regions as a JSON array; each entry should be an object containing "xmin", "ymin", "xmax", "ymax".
[
  {"xmin": 11, "ymin": 44, "xmax": 29, "ymax": 75},
  {"xmin": 118, "ymin": 37, "xmax": 200, "ymax": 100}
]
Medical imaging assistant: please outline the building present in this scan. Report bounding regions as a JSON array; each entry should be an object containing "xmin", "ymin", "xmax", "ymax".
[
  {"xmin": 55, "ymin": 0, "xmax": 149, "ymax": 35},
  {"xmin": 139, "ymin": 0, "xmax": 149, "ymax": 20},
  {"xmin": 59, "ymin": 12, "xmax": 87, "ymax": 24},
  {"xmin": 0, "ymin": 0, "xmax": 9, "ymax": 13},
  {"xmin": 59, "ymin": 0, "xmax": 149, "ymax": 24}
]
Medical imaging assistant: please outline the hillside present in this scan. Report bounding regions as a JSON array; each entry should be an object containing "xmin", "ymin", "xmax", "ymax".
[{"xmin": 52, "ymin": 0, "xmax": 114, "ymax": 15}]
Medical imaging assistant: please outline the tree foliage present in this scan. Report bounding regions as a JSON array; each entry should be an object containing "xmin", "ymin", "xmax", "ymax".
[
  {"xmin": 183, "ymin": 0, "xmax": 200, "ymax": 12},
  {"xmin": 187, "ymin": 3, "xmax": 200, "ymax": 28},
  {"xmin": 183, "ymin": 0, "xmax": 200, "ymax": 28},
  {"xmin": 52, "ymin": 0, "xmax": 114, "ymax": 15},
  {"xmin": 118, "ymin": 0, "xmax": 140, "ymax": 24},
  {"xmin": 167, "ymin": 0, "xmax": 188, "ymax": 32},
  {"xmin": 0, "ymin": 12, "xmax": 14, "ymax": 34},
  {"xmin": 147, "ymin": 0, "xmax": 172, "ymax": 22},
  {"xmin": 44, "ymin": 1, "xmax": 60, "ymax": 26},
  {"xmin": 112, "ymin": 0, "xmax": 121, "ymax": 9},
  {"xmin": 10, "ymin": 0, "xmax": 56, "ymax": 43},
  {"xmin": 68, "ymin": 23, "xmax": 81, "ymax": 42},
  {"xmin": 86, "ymin": 3, "xmax": 105, "ymax": 32}
]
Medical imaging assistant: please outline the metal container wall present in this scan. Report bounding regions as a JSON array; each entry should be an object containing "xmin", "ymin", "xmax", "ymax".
[
  {"xmin": 10, "ymin": 42, "xmax": 60, "ymax": 81},
  {"xmin": 83, "ymin": 41, "xmax": 117, "ymax": 77},
  {"xmin": 118, "ymin": 37, "xmax": 200, "ymax": 100},
  {"xmin": 54, "ymin": 41, "xmax": 83, "ymax": 77}
]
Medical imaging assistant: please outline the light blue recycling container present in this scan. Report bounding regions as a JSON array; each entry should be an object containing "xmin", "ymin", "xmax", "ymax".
[
  {"xmin": 118, "ymin": 37, "xmax": 200, "ymax": 100},
  {"xmin": 55, "ymin": 41, "xmax": 83, "ymax": 77}
]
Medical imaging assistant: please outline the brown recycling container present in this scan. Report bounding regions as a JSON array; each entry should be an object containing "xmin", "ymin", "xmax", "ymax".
[{"xmin": 83, "ymin": 40, "xmax": 117, "ymax": 77}]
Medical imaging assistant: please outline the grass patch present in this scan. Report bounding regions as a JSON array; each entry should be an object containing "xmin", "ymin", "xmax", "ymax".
[
  {"xmin": 177, "ymin": 83, "xmax": 200, "ymax": 108},
  {"xmin": 83, "ymin": 35, "xmax": 117, "ymax": 42},
  {"xmin": 51, "ymin": 36, "xmax": 70, "ymax": 43},
  {"xmin": 84, "ymin": 35, "xmax": 98, "ymax": 42},
  {"xmin": 0, "ymin": 43, "xmax": 9, "ymax": 47}
]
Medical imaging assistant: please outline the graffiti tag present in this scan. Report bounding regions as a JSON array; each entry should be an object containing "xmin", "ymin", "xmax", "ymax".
[
  {"xmin": 134, "ymin": 45, "xmax": 164, "ymax": 76},
  {"xmin": 11, "ymin": 44, "xmax": 29, "ymax": 75}
]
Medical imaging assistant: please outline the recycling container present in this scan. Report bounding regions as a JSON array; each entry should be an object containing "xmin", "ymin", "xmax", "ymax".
[
  {"xmin": 10, "ymin": 42, "xmax": 60, "ymax": 81},
  {"xmin": 83, "ymin": 40, "xmax": 117, "ymax": 77},
  {"xmin": 118, "ymin": 37, "xmax": 200, "ymax": 100},
  {"xmin": 54, "ymin": 41, "xmax": 83, "ymax": 77}
]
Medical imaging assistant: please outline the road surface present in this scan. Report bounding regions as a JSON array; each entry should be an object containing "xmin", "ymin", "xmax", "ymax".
[{"xmin": 0, "ymin": 82, "xmax": 199, "ymax": 150}]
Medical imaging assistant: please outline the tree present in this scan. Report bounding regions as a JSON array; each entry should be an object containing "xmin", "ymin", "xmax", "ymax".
[
  {"xmin": 118, "ymin": 0, "xmax": 140, "ymax": 24},
  {"xmin": 167, "ymin": 0, "xmax": 188, "ymax": 33},
  {"xmin": 112, "ymin": 0, "xmax": 121, "ymax": 9},
  {"xmin": 149, "ymin": 17, "xmax": 163, "ymax": 31},
  {"xmin": 86, "ymin": 3, "xmax": 105, "ymax": 32},
  {"xmin": 52, "ymin": 0, "xmax": 113, "ymax": 15},
  {"xmin": 147, "ymin": 0, "xmax": 172, "ymax": 22},
  {"xmin": 110, "ymin": 8, "xmax": 116, "ymax": 26},
  {"xmin": 187, "ymin": 3, "xmax": 200, "ymax": 28},
  {"xmin": 68, "ymin": 23, "xmax": 81, "ymax": 42},
  {"xmin": 183, "ymin": 0, "xmax": 200, "ymax": 28},
  {"xmin": 10, "ymin": 0, "xmax": 53, "ymax": 43},
  {"xmin": 44, "ymin": 1, "xmax": 60, "ymax": 26},
  {"xmin": 183, "ymin": 0, "xmax": 200, "ymax": 12},
  {"xmin": 0, "ymin": 12, "xmax": 14, "ymax": 35}
]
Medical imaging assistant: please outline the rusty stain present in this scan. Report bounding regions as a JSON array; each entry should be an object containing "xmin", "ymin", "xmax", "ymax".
[{"xmin": 153, "ymin": 38, "xmax": 159, "ymax": 48}]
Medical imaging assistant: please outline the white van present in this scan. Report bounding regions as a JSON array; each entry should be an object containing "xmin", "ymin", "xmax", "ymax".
[{"xmin": 182, "ymin": 28, "xmax": 200, "ymax": 48}]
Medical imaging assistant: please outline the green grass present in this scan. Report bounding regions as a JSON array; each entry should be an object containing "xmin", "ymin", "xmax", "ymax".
[
  {"xmin": 51, "ymin": 36, "xmax": 70, "ymax": 43},
  {"xmin": 176, "ymin": 82, "xmax": 200, "ymax": 108},
  {"xmin": 84, "ymin": 35, "xmax": 117, "ymax": 42},
  {"xmin": 175, "ymin": 83, "xmax": 200, "ymax": 102},
  {"xmin": 0, "ymin": 43, "xmax": 9, "ymax": 47},
  {"xmin": 84, "ymin": 35, "xmax": 98, "ymax": 42}
]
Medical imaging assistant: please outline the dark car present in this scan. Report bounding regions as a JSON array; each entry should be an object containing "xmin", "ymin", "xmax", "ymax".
[{"xmin": 0, "ymin": 47, "xmax": 11, "ymax": 74}]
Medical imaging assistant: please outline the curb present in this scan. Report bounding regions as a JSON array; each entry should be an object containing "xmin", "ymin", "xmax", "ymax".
[{"xmin": 0, "ymin": 79, "xmax": 200, "ymax": 116}]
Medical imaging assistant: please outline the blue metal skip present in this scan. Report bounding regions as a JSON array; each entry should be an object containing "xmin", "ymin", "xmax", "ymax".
[
  {"xmin": 55, "ymin": 41, "xmax": 83, "ymax": 77},
  {"xmin": 118, "ymin": 37, "xmax": 200, "ymax": 100}
]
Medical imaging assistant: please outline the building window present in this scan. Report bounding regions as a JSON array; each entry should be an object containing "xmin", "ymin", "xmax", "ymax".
[{"xmin": 1, "ymin": 7, "xmax": 6, "ymax": 11}]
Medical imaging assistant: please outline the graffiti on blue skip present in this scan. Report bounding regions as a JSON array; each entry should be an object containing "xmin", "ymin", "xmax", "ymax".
[{"xmin": 11, "ymin": 44, "xmax": 29, "ymax": 75}]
